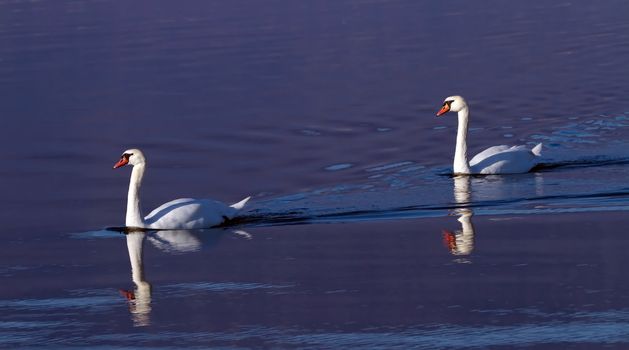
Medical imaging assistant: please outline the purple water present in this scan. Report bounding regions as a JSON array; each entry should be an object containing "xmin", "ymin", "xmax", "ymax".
[{"xmin": 2, "ymin": 0, "xmax": 629, "ymax": 348}]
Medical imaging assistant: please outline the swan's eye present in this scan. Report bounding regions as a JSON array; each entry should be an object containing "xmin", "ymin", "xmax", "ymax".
[
  {"xmin": 444, "ymin": 100, "xmax": 454, "ymax": 106},
  {"xmin": 122, "ymin": 153, "xmax": 133, "ymax": 160}
]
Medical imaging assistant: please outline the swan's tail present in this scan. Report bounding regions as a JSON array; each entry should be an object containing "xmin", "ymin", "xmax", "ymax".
[
  {"xmin": 230, "ymin": 196, "xmax": 251, "ymax": 210},
  {"xmin": 531, "ymin": 143, "xmax": 543, "ymax": 157}
]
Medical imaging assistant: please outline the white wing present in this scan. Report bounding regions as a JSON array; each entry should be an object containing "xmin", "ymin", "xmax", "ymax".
[
  {"xmin": 144, "ymin": 196, "xmax": 249, "ymax": 230},
  {"xmin": 469, "ymin": 145, "xmax": 513, "ymax": 166},
  {"xmin": 469, "ymin": 144, "xmax": 541, "ymax": 175}
]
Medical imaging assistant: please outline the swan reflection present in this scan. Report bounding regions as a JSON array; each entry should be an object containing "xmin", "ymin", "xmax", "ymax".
[
  {"xmin": 442, "ymin": 176, "xmax": 475, "ymax": 260},
  {"xmin": 119, "ymin": 228, "xmax": 249, "ymax": 327},
  {"xmin": 147, "ymin": 229, "xmax": 202, "ymax": 254},
  {"xmin": 120, "ymin": 231, "xmax": 152, "ymax": 327}
]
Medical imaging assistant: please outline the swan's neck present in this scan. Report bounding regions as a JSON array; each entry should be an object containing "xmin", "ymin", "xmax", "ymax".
[
  {"xmin": 453, "ymin": 107, "xmax": 471, "ymax": 175},
  {"xmin": 126, "ymin": 164, "xmax": 146, "ymax": 228}
]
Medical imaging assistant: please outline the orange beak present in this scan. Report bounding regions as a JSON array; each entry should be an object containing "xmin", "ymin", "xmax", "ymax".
[
  {"xmin": 113, "ymin": 158, "xmax": 129, "ymax": 169},
  {"xmin": 436, "ymin": 104, "xmax": 450, "ymax": 117}
]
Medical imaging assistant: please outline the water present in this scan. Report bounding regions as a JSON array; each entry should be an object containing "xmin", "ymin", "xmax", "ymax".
[{"xmin": 2, "ymin": 0, "xmax": 629, "ymax": 348}]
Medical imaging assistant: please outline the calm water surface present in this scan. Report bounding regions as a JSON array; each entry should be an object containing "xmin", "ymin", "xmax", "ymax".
[{"xmin": 2, "ymin": 0, "xmax": 629, "ymax": 348}]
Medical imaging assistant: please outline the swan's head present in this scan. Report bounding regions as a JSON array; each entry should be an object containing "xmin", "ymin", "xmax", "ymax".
[
  {"xmin": 436, "ymin": 95, "xmax": 467, "ymax": 116},
  {"xmin": 113, "ymin": 148, "xmax": 146, "ymax": 169}
]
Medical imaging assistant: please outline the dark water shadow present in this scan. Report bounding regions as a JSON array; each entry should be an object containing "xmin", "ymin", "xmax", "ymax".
[{"xmin": 533, "ymin": 157, "xmax": 629, "ymax": 172}]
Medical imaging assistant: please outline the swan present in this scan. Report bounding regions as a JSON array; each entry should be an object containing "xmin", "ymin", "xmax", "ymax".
[
  {"xmin": 113, "ymin": 148, "xmax": 251, "ymax": 229},
  {"xmin": 436, "ymin": 95, "xmax": 542, "ymax": 175}
]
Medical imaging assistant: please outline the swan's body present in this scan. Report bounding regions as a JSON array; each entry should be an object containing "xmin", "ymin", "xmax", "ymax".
[
  {"xmin": 113, "ymin": 149, "xmax": 250, "ymax": 230},
  {"xmin": 143, "ymin": 197, "xmax": 250, "ymax": 230},
  {"xmin": 436, "ymin": 95, "xmax": 542, "ymax": 175}
]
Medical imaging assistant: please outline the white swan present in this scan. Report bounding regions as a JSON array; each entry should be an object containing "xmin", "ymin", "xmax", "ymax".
[
  {"xmin": 113, "ymin": 148, "xmax": 251, "ymax": 229},
  {"xmin": 436, "ymin": 95, "xmax": 542, "ymax": 175}
]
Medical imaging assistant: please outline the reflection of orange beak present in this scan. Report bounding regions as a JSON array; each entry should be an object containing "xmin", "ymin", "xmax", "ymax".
[
  {"xmin": 442, "ymin": 229, "xmax": 457, "ymax": 251},
  {"xmin": 436, "ymin": 104, "xmax": 450, "ymax": 117},
  {"xmin": 119, "ymin": 289, "xmax": 135, "ymax": 300},
  {"xmin": 113, "ymin": 158, "xmax": 129, "ymax": 169}
]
